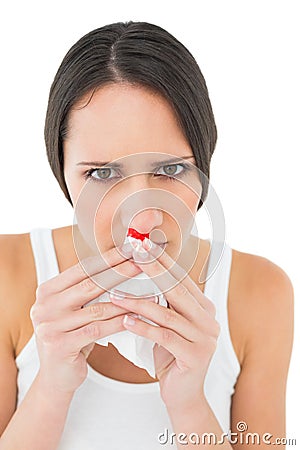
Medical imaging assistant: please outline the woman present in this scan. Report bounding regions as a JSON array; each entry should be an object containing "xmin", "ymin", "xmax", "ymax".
[{"xmin": 0, "ymin": 21, "xmax": 294, "ymax": 449}]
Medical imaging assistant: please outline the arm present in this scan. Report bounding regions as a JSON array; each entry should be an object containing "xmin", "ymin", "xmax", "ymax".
[
  {"xmin": 0, "ymin": 234, "xmax": 74, "ymax": 450},
  {"xmin": 163, "ymin": 257, "xmax": 294, "ymax": 449},
  {"xmin": 1, "ymin": 233, "xmax": 140, "ymax": 449},
  {"xmin": 166, "ymin": 398, "xmax": 233, "ymax": 448},
  {"xmin": 0, "ymin": 373, "xmax": 74, "ymax": 450},
  {"xmin": 110, "ymin": 239, "xmax": 234, "ymax": 448},
  {"xmin": 229, "ymin": 257, "xmax": 294, "ymax": 449}
]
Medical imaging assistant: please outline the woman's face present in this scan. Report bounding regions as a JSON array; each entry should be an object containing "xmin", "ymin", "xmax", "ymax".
[{"xmin": 63, "ymin": 83, "xmax": 201, "ymax": 257}]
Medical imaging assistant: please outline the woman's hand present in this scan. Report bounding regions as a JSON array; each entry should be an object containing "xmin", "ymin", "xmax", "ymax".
[
  {"xmin": 30, "ymin": 246, "xmax": 141, "ymax": 395},
  {"xmin": 109, "ymin": 239, "xmax": 220, "ymax": 413}
]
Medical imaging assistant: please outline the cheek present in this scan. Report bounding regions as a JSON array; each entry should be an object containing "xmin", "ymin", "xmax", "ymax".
[
  {"xmin": 183, "ymin": 195, "xmax": 198, "ymax": 214},
  {"xmin": 178, "ymin": 173, "xmax": 202, "ymax": 215},
  {"xmin": 176, "ymin": 188, "xmax": 199, "ymax": 223},
  {"xmin": 71, "ymin": 180, "xmax": 115, "ymax": 250},
  {"xmin": 94, "ymin": 195, "xmax": 126, "ymax": 251},
  {"xmin": 93, "ymin": 203, "xmax": 115, "ymax": 249},
  {"xmin": 173, "ymin": 190, "xmax": 198, "ymax": 242},
  {"xmin": 63, "ymin": 175, "xmax": 80, "ymax": 206}
]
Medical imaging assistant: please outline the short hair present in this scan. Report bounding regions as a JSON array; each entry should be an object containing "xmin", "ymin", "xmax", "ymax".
[{"xmin": 44, "ymin": 21, "xmax": 217, "ymax": 209}]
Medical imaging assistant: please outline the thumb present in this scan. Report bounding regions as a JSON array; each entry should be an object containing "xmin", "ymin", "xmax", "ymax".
[{"xmin": 80, "ymin": 342, "xmax": 95, "ymax": 359}]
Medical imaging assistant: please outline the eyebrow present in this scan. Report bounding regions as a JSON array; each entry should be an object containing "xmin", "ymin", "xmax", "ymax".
[{"xmin": 76, "ymin": 155, "xmax": 196, "ymax": 167}]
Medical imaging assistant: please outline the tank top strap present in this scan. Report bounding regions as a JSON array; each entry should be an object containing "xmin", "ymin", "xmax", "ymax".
[
  {"xmin": 204, "ymin": 240, "xmax": 240, "ymax": 373},
  {"xmin": 204, "ymin": 240, "xmax": 232, "ymax": 305},
  {"xmin": 29, "ymin": 228, "xmax": 59, "ymax": 286}
]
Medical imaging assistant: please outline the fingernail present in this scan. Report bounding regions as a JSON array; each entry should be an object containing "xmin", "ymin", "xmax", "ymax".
[
  {"xmin": 143, "ymin": 237, "xmax": 153, "ymax": 251},
  {"xmin": 143, "ymin": 238, "xmax": 161, "ymax": 254},
  {"xmin": 109, "ymin": 289, "xmax": 125, "ymax": 301},
  {"xmin": 124, "ymin": 315, "xmax": 135, "ymax": 326},
  {"xmin": 147, "ymin": 295, "xmax": 159, "ymax": 303}
]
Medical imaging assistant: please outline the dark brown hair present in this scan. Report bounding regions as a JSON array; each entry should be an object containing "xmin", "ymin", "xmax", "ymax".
[{"xmin": 44, "ymin": 21, "xmax": 217, "ymax": 209}]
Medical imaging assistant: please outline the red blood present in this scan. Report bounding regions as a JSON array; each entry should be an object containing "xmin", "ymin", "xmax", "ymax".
[{"xmin": 127, "ymin": 228, "xmax": 149, "ymax": 241}]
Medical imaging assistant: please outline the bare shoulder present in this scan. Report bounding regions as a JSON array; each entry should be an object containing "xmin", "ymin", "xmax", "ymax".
[
  {"xmin": 230, "ymin": 247, "xmax": 294, "ymax": 296},
  {"xmin": 228, "ymin": 248, "xmax": 293, "ymax": 433},
  {"xmin": 0, "ymin": 232, "xmax": 38, "ymax": 432},
  {"xmin": 0, "ymin": 225, "xmax": 74, "ymax": 359},
  {"xmin": 0, "ymin": 232, "xmax": 37, "ymax": 355},
  {"xmin": 228, "ymin": 247, "xmax": 294, "ymax": 366}
]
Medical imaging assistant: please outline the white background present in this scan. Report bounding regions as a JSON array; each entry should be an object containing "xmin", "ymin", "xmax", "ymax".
[{"xmin": 0, "ymin": 0, "xmax": 298, "ymax": 446}]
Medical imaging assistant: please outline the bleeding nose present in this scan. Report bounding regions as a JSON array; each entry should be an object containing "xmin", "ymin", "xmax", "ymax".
[{"xmin": 128, "ymin": 208, "xmax": 163, "ymax": 235}]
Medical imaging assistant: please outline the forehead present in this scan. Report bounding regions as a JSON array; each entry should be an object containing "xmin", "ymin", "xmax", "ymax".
[{"xmin": 64, "ymin": 83, "xmax": 191, "ymax": 162}]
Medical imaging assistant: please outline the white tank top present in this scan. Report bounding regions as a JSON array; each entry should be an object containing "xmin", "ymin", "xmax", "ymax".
[{"xmin": 15, "ymin": 228, "xmax": 240, "ymax": 450}]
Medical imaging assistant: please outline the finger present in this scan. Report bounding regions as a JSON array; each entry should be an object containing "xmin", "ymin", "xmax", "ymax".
[
  {"xmin": 38, "ymin": 244, "xmax": 134, "ymax": 296},
  {"xmin": 131, "ymin": 250, "xmax": 203, "ymax": 322},
  {"xmin": 110, "ymin": 293, "xmax": 198, "ymax": 341},
  {"xmin": 122, "ymin": 315, "xmax": 196, "ymax": 370},
  {"xmin": 143, "ymin": 240, "xmax": 215, "ymax": 315},
  {"xmin": 40, "ymin": 301, "xmax": 132, "ymax": 332},
  {"xmin": 50, "ymin": 259, "xmax": 141, "ymax": 312},
  {"xmin": 63, "ymin": 315, "xmax": 127, "ymax": 354},
  {"xmin": 133, "ymin": 241, "xmax": 216, "ymax": 317},
  {"xmin": 111, "ymin": 293, "xmax": 218, "ymax": 340},
  {"xmin": 153, "ymin": 344, "xmax": 176, "ymax": 380},
  {"xmin": 80, "ymin": 342, "xmax": 95, "ymax": 359}
]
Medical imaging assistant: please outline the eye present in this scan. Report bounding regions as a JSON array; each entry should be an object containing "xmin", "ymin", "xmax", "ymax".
[
  {"xmin": 155, "ymin": 164, "xmax": 185, "ymax": 177},
  {"xmin": 84, "ymin": 167, "xmax": 119, "ymax": 182},
  {"xmin": 83, "ymin": 162, "xmax": 191, "ymax": 184}
]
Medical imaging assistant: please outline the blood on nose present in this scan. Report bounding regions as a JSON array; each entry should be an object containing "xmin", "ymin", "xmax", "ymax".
[
  {"xmin": 128, "ymin": 208, "xmax": 163, "ymax": 235},
  {"xmin": 127, "ymin": 228, "xmax": 149, "ymax": 241}
]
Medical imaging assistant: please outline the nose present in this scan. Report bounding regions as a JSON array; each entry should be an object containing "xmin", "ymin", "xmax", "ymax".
[
  {"xmin": 119, "ymin": 175, "xmax": 164, "ymax": 234},
  {"xmin": 129, "ymin": 208, "xmax": 163, "ymax": 234}
]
